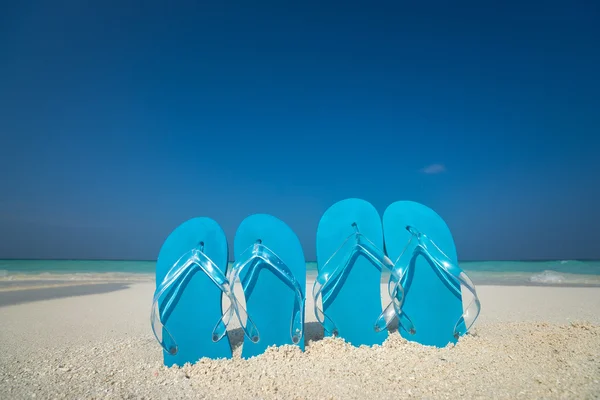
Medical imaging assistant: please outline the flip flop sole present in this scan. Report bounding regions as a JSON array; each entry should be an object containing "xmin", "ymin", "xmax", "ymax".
[
  {"xmin": 234, "ymin": 214, "xmax": 306, "ymax": 359},
  {"xmin": 316, "ymin": 198, "xmax": 387, "ymax": 346},
  {"xmin": 383, "ymin": 201, "xmax": 463, "ymax": 347},
  {"xmin": 156, "ymin": 217, "xmax": 232, "ymax": 366}
]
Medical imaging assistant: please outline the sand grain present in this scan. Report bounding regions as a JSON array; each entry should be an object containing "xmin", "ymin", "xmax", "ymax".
[{"xmin": 0, "ymin": 283, "xmax": 599, "ymax": 399}]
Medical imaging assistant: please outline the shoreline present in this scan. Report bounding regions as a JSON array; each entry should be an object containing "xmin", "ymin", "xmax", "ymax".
[{"xmin": 2, "ymin": 272, "xmax": 600, "ymax": 289}]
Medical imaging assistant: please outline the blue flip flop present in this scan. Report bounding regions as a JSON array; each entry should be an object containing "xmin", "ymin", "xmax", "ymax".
[
  {"xmin": 232, "ymin": 214, "xmax": 306, "ymax": 359},
  {"xmin": 151, "ymin": 217, "xmax": 233, "ymax": 366},
  {"xmin": 383, "ymin": 201, "xmax": 481, "ymax": 347},
  {"xmin": 314, "ymin": 198, "xmax": 402, "ymax": 346}
]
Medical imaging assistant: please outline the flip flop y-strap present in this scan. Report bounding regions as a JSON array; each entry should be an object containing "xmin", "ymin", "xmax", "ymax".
[
  {"xmin": 385, "ymin": 226, "xmax": 481, "ymax": 338},
  {"xmin": 313, "ymin": 224, "xmax": 415, "ymax": 337},
  {"xmin": 221, "ymin": 241, "xmax": 305, "ymax": 344},
  {"xmin": 151, "ymin": 245, "xmax": 257, "ymax": 355}
]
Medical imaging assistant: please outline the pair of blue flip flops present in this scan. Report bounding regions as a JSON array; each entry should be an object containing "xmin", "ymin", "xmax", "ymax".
[
  {"xmin": 151, "ymin": 214, "xmax": 306, "ymax": 367},
  {"xmin": 152, "ymin": 200, "xmax": 480, "ymax": 367},
  {"xmin": 315, "ymin": 198, "xmax": 480, "ymax": 349}
]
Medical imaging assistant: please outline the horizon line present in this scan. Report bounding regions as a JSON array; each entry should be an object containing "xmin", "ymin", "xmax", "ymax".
[{"xmin": 1, "ymin": 258, "xmax": 599, "ymax": 263}]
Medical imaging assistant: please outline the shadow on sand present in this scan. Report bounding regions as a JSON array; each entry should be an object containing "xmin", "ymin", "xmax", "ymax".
[
  {"xmin": 0, "ymin": 283, "xmax": 131, "ymax": 307},
  {"xmin": 226, "ymin": 317, "xmax": 400, "ymax": 352}
]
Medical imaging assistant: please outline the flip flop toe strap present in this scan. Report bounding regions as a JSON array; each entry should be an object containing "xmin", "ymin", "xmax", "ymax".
[
  {"xmin": 388, "ymin": 226, "xmax": 481, "ymax": 338},
  {"xmin": 225, "ymin": 242, "xmax": 305, "ymax": 344},
  {"xmin": 151, "ymin": 246, "xmax": 255, "ymax": 355},
  {"xmin": 313, "ymin": 227, "xmax": 414, "ymax": 336}
]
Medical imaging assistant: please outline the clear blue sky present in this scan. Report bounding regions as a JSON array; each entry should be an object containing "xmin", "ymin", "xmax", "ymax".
[{"xmin": 1, "ymin": 1, "xmax": 598, "ymax": 261}]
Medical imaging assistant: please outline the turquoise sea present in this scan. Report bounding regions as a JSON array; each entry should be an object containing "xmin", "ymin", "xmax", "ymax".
[{"xmin": 1, "ymin": 259, "xmax": 600, "ymax": 286}]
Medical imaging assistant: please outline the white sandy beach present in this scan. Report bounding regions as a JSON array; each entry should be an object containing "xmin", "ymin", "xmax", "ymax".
[{"xmin": 0, "ymin": 280, "xmax": 599, "ymax": 399}]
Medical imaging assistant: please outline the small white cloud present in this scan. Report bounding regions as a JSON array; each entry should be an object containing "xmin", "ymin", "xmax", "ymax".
[{"xmin": 420, "ymin": 164, "xmax": 446, "ymax": 174}]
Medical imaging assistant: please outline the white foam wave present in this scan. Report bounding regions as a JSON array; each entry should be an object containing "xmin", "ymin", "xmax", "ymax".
[
  {"xmin": 0, "ymin": 272, "xmax": 154, "ymax": 282},
  {"xmin": 529, "ymin": 270, "xmax": 565, "ymax": 284}
]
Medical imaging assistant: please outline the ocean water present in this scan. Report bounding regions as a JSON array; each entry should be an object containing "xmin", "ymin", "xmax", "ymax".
[{"xmin": 1, "ymin": 259, "xmax": 600, "ymax": 286}]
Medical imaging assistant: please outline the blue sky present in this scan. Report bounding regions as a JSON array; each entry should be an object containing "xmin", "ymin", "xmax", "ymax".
[{"xmin": 1, "ymin": 1, "xmax": 598, "ymax": 261}]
